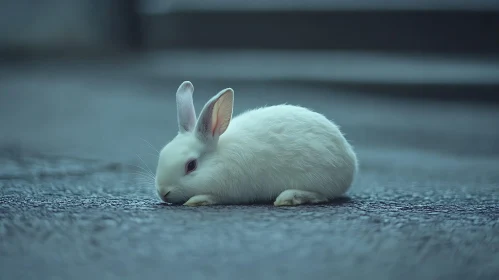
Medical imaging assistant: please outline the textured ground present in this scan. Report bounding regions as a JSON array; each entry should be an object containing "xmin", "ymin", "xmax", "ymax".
[{"xmin": 1, "ymin": 53, "xmax": 498, "ymax": 280}]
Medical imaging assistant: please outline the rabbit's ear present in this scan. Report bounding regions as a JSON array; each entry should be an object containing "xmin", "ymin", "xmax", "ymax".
[
  {"xmin": 195, "ymin": 88, "xmax": 234, "ymax": 144},
  {"xmin": 176, "ymin": 81, "xmax": 197, "ymax": 133}
]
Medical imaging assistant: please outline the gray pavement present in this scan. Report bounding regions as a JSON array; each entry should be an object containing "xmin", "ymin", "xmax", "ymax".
[{"xmin": 1, "ymin": 52, "xmax": 499, "ymax": 280}]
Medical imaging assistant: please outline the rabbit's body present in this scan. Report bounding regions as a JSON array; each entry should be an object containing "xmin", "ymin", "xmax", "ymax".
[
  {"xmin": 155, "ymin": 81, "xmax": 358, "ymax": 206},
  {"xmin": 202, "ymin": 104, "xmax": 357, "ymax": 204}
]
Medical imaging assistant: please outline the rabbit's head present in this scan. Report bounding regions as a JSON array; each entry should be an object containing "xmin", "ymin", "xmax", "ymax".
[{"xmin": 155, "ymin": 81, "xmax": 234, "ymax": 204}]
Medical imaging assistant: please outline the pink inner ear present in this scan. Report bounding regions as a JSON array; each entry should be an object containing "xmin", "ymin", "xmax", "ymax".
[
  {"xmin": 210, "ymin": 90, "xmax": 233, "ymax": 137},
  {"xmin": 198, "ymin": 88, "xmax": 232, "ymax": 139},
  {"xmin": 211, "ymin": 105, "xmax": 221, "ymax": 137}
]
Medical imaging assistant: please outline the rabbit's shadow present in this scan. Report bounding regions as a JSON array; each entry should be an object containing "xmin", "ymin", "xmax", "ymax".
[{"xmin": 158, "ymin": 196, "xmax": 354, "ymax": 207}]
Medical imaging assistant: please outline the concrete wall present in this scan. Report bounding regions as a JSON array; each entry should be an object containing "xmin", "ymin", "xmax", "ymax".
[{"xmin": 0, "ymin": 0, "xmax": 136, "ymax": 54}]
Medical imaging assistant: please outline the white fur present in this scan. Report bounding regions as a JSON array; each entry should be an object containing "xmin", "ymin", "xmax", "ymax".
[{"xmin": 155, "ymin": 81, "xmax": 358, "ymax": 206}]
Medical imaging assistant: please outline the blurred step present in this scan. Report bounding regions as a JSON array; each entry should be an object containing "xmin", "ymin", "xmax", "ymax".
[
  {"xmin": 136, "ymin": 50, "xmax": 499, "ymax": 85},
  {"xmin": 2, "ymin": 49, "xmax": 498, "ymax": 102},
  {"xmin": 140, "ymin": 0, "xmax": 499, "ymax": 13},
  {"xmin": 138, "ymin": 1, "xmax": 499, "ymax": 54},
  {"xmin": 134, "ymin": 50, "xmax": 499, "ymax": 102}
]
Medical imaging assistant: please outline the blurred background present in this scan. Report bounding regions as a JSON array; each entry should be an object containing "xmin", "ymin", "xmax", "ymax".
[
  {"xmin": 1, "ymin": 2, "xmax": 499, "ymax": 280},
  {"xmin": 1, "ymin": 0, "xmax": 499, "ymax": 164}
]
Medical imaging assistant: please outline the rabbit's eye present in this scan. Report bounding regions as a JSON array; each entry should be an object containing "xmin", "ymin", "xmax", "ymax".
[{"xmin": 185, "ymin": 159, "xmax": 197, "ymax": 174}]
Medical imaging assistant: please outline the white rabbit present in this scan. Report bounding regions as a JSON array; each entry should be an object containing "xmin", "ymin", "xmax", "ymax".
[{"xmin": 155, "ymin": 81, "xmax": 358, "ymax": 206}]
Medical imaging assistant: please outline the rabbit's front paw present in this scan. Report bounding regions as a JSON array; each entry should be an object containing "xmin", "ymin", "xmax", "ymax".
[
  {"xmin": 274, "ymin": 189, "xmax": 328, "ymax": 206},
  {"xmin": 183, "ymin": 195, "xmax": 218, "ymax": 206}
]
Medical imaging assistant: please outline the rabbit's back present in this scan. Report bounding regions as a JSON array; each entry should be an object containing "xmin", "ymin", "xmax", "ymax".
[{"xmin": 213, "ymin": 104, "xmax": 358, "ymax": 204}]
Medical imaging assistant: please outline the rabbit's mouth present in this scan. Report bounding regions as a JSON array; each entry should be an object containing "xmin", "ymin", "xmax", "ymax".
[
  {"xmin": 158, "ymin": 186, "xmax": 192, "ymax": 204},
  {"xmin": 161, "ymin": 190, "xmax": 187, "ymax": 205},
  {"xmin": 161, "ymin": 191, "xmax": 171, "ymax": 202}
]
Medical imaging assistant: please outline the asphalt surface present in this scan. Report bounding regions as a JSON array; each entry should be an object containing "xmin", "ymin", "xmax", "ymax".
[{"xmin": 1, "ymin": 53, "xmax": 499, "ymax": 280}]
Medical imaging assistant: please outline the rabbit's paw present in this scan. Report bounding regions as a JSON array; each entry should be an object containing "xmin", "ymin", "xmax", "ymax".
[
  {"xmin": 274, "ymin": 189, "xmax": 328, "ymax": 206},
  {"xmin": 183, "ymin": 195, "xmax": 218, "ymax": 206}
]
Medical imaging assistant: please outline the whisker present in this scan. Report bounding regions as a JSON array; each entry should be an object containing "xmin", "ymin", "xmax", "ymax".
[
  {"xmin": 136, "ymin": 154, "xmax": 154, "ymax": 176},
  {"xmin": 136, "ymin": 175, "xmax": 154, "ymax": 180},
  {"xmin": 130, "ymin": 169, "xmax": 155, "ymax": 183},
  {"xmin": 133, "ymin": 171, "xmax": 155, "ymax": 181},
  {"xmin": 128, "ymin": 162, "xmax": 154, "ymax": 177},
  {"xmin": 135, "ymin": 176, "xmax": 155, "ymax": 186},
  {"xmin": 135, "ymin": 176, "xmax": 152, "ymax": 183},
  {"xmin": 136, "ymin": 178, "xmax": 155, "ymax": 185},
  {"xmin": 139, "ymin": 137, "xmax": 160, "ymax": 154}
]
